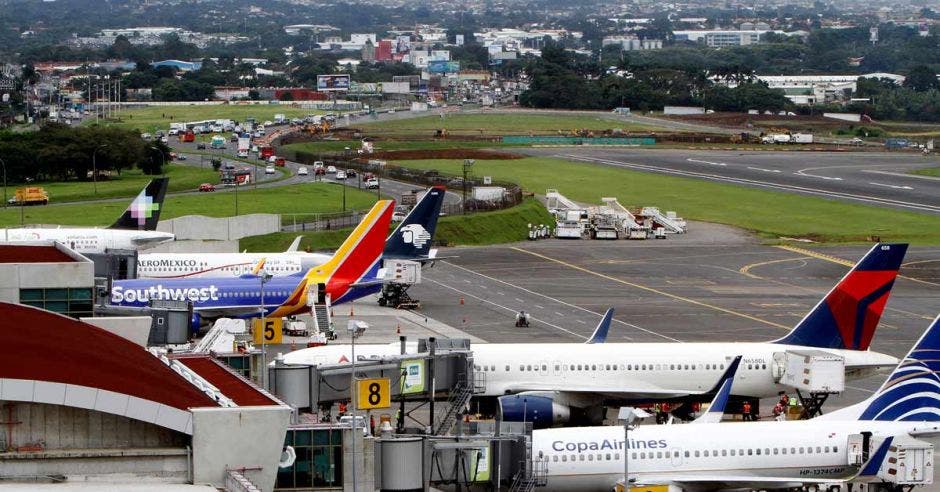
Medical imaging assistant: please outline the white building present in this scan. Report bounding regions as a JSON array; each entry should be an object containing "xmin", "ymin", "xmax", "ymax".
[
  {"xmin": 602, "ymin": 36, "xmax": 663, "ymax": 50},
  {"xmin": 722, "ymin": 73, "xmax": 906, "ymax": 105}
]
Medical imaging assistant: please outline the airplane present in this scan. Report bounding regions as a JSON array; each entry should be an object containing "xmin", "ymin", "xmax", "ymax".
[
  {"xmin": 281, "ymin": 243, "xmax": 908, "ymax": 427},
  {"xmin": 530, "ymin": 314, "xmax": 940, "ymax": 491},
  {"xmin": 0, "ymin": 178, "xmax": 174, "ymax": 254},
  {"xmin": 134, "ymin": 185, "xmax": 445, "ymax": 278},
  {"xmin": 107, "ymin": 200, "xmax": 394, "ymax": 325}
]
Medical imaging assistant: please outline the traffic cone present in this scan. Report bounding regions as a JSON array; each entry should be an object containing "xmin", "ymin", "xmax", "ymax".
[
  {"xmin": 350, "ymin": 307, "xmax": 354, "ymax": 316},
  {"xmin": 396, "ymin": 324, "xmax": 401, "ymax": 334},
  {"xmin": 459, "ymin": 297, "xmax": 464, "ymax": 305}
]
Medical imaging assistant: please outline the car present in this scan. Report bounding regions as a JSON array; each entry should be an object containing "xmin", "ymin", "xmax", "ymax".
[
  {"xmin": 345, "ymin": 169, "xmax": 357, "ymax": 178},
  {"xmin": 141, "ymin": 133, "xmax": 152, "ymax": 140},
  {"xmin": 198, "ymin": 183, "xmax": 216, "ymax": 192},
  {"xmin": 298, "ymin": 167, "xmax": 308, "ymax": 176},
  {"xmin": 265, "ymin": 165, "xmax": 276, "ymax": 174},
  {"xmin": 335, "ymin": 170, "xmax": 347, "ymax": 180},
  {"xmin": 366, "ymin": 178, "xmax": 379, "ymax": 189},
  {"xmin": 168, "ymin": 128, "xmax": 180, "ymax": 136},
  {"xmin": 264, "ymin": 121, "xmax": 273, "ymax": 127},
  {"xmin": 850, "ymin": 137, "xmax": 863, "ymax": 145},
  {"xmin": 196, "ymin": 143, "xmax": 207, "ymax": 150},
  {"xmin": 176, "ymin": 155, "xmax": 187, "ymax": 161},
  {"xmin": 236, "ymin": 149, "xmax": 249, "ymax": 158},
  {"xmin": 326, "ymin": 165, "xmax": 337, "ymax": 174}
]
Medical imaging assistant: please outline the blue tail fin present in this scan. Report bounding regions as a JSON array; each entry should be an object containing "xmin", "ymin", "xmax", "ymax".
[
  {"xmin": 857, "ymin": 314, "xmax": 940, "ymax": 422},
  {"xmin": 383, "ymin": 186, "xmax": 445, "ymax": 261},
  {"xmin": 857, "ymin": 437, "xmax": 894, "ymax": 477},
  {"xmin": 773, "ymin": 243, "xmax": 907, "ymax": 350},
  {"xmin": 585, "ymin": 308, "xmax": 614, "ymax": 344},
  {"xmin": 694, "ymin": 355, "xmax": 742, "ymax": 424}
]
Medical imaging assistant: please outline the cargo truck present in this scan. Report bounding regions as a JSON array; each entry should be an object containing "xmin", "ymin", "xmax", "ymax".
[
  {"xmin": 791, "ymin": 133, "xmax": 814, "ymax": 144},
  {"xmin": 9, "ymin": 187, "xmax": 49, "ymax": 205}
]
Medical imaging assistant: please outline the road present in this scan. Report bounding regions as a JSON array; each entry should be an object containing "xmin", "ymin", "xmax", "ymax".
[{"xmin": 525, "ymin": 147, "xmax": 940, "ymax": 214}]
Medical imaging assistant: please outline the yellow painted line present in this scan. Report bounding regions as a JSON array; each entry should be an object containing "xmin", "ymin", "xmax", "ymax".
[
  {"xmin": 775, "ymin": 245, "xmax": 940, "ymax": 288},
  {"xmin": 510, "ymin": 247, "xmax": 791, "ymax": 330},
  {"xmin": 739, "ymin": 257, "xmax": 810, "ymax": 279}
]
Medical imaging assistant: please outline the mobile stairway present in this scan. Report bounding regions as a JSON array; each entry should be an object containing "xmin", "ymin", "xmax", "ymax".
[{"xmin": 640, "ymin": 206, "xmax": 687, "ymax": 233}]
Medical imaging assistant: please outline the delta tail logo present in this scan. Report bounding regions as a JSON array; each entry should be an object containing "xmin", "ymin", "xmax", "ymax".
[
  {"xmin": 401, "ymin": 224, "xmax": 431, "ymax": 249},
  {"xmin": 129, "ymin": 189, "xmax": 161, "ymax": 227}
]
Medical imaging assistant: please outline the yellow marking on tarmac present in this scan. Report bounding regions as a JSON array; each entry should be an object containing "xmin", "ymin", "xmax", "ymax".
[
  {"xmin": 510, "ymin": 247, "xmax": 791, "ymax": 330},
  {"xmin": 739, "ymin": 257, "xmax": 810, "ymax": 279},
  {"xmin": 903, "ymin": 259, "xmax": 940, "ymax": 267},
  {"xmin": 775, "ymin": 245, "xmax": 940, "ymax": 288}
]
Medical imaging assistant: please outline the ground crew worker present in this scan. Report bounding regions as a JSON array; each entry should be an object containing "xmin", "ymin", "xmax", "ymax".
[{"xmin": 742, "ymin": 401, "xmax": 753, "ymax": 421}]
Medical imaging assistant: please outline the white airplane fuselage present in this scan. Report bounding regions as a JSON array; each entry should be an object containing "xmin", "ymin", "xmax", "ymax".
[
  {"xmin": 281, "ymin": 341, "xmax": 897, "ymax": 400},
  {"xmin": 136, "ymin": 252, "xmax": 328, "ymax": 278},
  {"xmin": 533, "ymin": 419, "xmax": 933, "ymax": 491},
  {"xmin": 0, "ymin": 228, "xmax": 175, "ymax": 254}
]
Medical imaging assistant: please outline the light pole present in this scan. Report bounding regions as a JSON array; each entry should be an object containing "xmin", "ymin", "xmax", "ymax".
[
  {"xmin": 618, "ymin": 407, "xmax": 640, "ymax": 489},
  {"xmin": 462, "ymin": 159, "xmax": 474, "ymax": 214},
  {"xmin": 259, "ymin": 269, "xmax": 273, "ymax": 388},
  {"xmin": 342, "ymin": 146, "xmax": 350, "ymax": 213},
  {"xmin": 347, "ymin": 320, "xmax": 368, "ymax": 492},
  {"xmin": 0, "ymin": 155, "xmax": 7, "ymax": 208},
  {"xmin": 150, "ymin": 146, "xmax": 167, "ymax": 176},
  {"xmin": 92, "ymin": 144, "xmax": 109, "ymax": 195}
]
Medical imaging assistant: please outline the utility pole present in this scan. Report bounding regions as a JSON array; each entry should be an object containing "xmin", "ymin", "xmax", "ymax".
[{"xmin": 462, "ymin": 159, "xmax": 474, "ymax": 214}]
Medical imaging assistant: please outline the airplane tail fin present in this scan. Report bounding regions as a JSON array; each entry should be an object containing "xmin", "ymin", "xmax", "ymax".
[
  {"xmin": 384, "ymin": 186, "xmax": 445, "ymax": 260},
  {"xmin": 108, "ymin": 178, "xmax": 169, "ymax": 231},
  {"xmin": 585, "ymin": 308, "xmax": 614, "ymax": 344},
  {"xmin": 694, "ymin": 355, "xmax": 742, "ymax": 424},
  {"xmin": 850, "ymin": 314, "xmax": 940, "ymax": 422},
  {"xmin": 313, "ymin": 200, "xmax": 394, "ymax": 301},
  {"xmin": 772, "ymin": 243, "xmax": 907, "ymax": 350}
]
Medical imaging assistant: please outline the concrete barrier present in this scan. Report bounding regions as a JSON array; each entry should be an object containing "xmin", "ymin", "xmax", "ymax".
[{"xmin": 158, "ymin": 214, "xmax": 281, "ymax": 240}]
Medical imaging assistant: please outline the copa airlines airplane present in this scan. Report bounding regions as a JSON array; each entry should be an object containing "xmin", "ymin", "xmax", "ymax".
[
  {"xmin": 0, "ymin": 178, "xmax": 174, "ymax": 254},
  {"xmin": 531, "ymin": 314, "xmax": 940, "ymax": 491},
  {"xmin": 282, "ymin": 243, "xmax": 907, "ymax": 427},
  {"xmin": 108, "ymin": 200, "xmax": 393, "ymax": 323},
  {"xmin": 134, "ymin": 186, "xmax": 445, "ymax": 279}
]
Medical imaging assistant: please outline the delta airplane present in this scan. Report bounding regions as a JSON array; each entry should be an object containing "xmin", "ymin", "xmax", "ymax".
[
  {"xmin": 108, "ymin": 200, "xmax": 393, "ymax": 323},
  {"xmin": 0, "ymin": 178, "xmax": 174, "ymax": 254},
  {"xmin": 282, "ymin": 243, "xmax": 907, "ymax": 427},
  {"xmin": 531, "ymin": 314, "xmax": 940, "ymax": 491},
  {"xmin": 134, "ymin": 186, "xmax": 445, "ymax": 279}
]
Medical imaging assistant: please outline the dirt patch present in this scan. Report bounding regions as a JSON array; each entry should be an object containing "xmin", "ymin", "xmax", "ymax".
[{"xmin": 370, "ymin": 149, "xmax": 526, "ymax": 160}]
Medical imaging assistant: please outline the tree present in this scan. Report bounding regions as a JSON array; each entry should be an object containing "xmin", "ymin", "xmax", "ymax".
[{"xmin": 905, "ymin": 65, "xmax": 940, "ymax": 92}]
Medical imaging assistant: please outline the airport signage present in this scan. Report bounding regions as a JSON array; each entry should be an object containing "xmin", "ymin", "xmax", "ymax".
[
  {"xmin": 356, "ymin": 378, "xmax": 391, "ymax": 410},
  {"xmin": 252, "ymin": 317, "xmax": 283, "ymax": 344},
  {"xmin": 400, "ymin": 359, "xmax": 425, "ymax": 395},
  {"xmin": 317, "ymin": 74, "xmax": 351, "ymax": 92}
]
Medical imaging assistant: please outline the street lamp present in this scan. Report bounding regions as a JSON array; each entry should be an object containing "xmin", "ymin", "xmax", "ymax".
[
  {"xmin": 347, "ymin": 320, "xmax": 368, "ymax": 492},
  {"xmin": 150, "ymin": 146, "xmax": 167, "ymax": 176},
  {"xmin": 618, "ymin": 407, "xmax": 644, "ymax": 488},
  {"xmin": 342, "ymin": 146, "xmax": 351, "ymax": 213},
  {"xmin": 462, "ymin": 159, "xmax": 474, "ymax": 214},
  {"xmin": 259, "ymin": 269, "xmax": 273, "ymax": 388},
  {"xmin": 0, "ymin": 155, "xmax": 7, "ymax": 208},
  {"xmin": 92, "ymin": 144, "xmax": 109, "ymax": 195}
]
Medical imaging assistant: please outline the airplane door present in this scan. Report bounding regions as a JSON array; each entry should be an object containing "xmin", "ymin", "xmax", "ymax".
[{"xmin": 670, "ymin": 448, "xmax": 683, "ymax": 467}]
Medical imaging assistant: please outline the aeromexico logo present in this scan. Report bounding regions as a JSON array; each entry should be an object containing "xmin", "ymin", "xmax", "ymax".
[
  {"xmin": 552, "ymin": 438, "xmax": 668, "ymax": 452},
  {"xmin": 401, "ymin": 224, "xmax": 431, "ymax": 249},
  {"xmin": 112, "ymin": 284, "xmax": 220, "ymax": 303},
  {"xmin": 129, "ymin": 189, "xmax": 160, "ymax": 226}
]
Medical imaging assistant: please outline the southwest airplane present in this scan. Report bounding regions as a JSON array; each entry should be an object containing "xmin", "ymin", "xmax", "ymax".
[
  {"xmin": 282, "ymin": 243, "xmax": 907, "ymax": 427},
  {"xmin": 134, "ymin": 186, "xmax": 445, "ymax": 278},
  {"xmin": 531, "ymin": 314, "xmax": 940, "ymax": 491},
  {"xmin": 0, "ymin": 178, "xmax": 174, "ymax": 254},
  {"xmin": 108, "ymin": 200, "xmax": 393, "ymax": 323}
]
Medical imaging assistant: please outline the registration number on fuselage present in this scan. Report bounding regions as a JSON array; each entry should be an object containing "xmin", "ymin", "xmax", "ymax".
[{"xmin": 799, "ymin": 467, "xmax": 846, "ymax": 477}]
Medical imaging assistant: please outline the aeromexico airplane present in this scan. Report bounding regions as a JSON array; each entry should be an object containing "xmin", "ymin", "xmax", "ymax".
[
  {"xmin": 135, "ymin": 186, "xmax": 445, "ymax": 279},
  {"xmin": 0, "ymin": 178, "xmax": 174, "ymax": 254},
  {"xmin": 108, "ymin": 200, "xmax": 393, "ymax": 324},
  {"xmin": 282, "ymin": 243, "xmax": 908, "ymax": 427},
  {"xmin": 532, "ymin": 314, "xmax": 940, "ymax": 491}
]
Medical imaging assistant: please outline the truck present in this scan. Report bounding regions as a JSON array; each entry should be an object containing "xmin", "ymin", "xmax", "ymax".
[
  {"xmin": 9, "ymin": 187, "xmax": 49, "ymax": 206},
  {"xmin": 237, "ymin": 137, "xmax": 251, "ymax": 158},
  {"xmin": 259, "ymin": 146, "xmax": 275, "ymax": 160},
  {"xmin": 791, "ymin": 133, "xmax": 814, "ymax": 144},
  {"xmin": 180, "ymin": 130, "xmax": 195, "ymax": 143},
  {"xmin": 273, "ymin": 114, "xmax": 287, "ymax": 125}
]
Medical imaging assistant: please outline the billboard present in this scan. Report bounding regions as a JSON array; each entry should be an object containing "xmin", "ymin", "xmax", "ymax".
[
  {"xmin": 428, "ymin": 61, "xmax": 460, "ymax": 74},
  {"xmin": 316, "ymin": 74, "xmax": 351, "ymax": 92},
  {"xmin": 400, "ymin": 359, "xmax": 425, "ymax": 395}
]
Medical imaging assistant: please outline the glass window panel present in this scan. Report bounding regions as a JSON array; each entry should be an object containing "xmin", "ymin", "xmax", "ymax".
[{"xmin": 20, "ymin": 289, "xmax": 44, "ymax": 301}]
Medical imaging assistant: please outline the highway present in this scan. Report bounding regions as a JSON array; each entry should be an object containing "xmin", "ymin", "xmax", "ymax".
[{"xmin": 526, "ymin": 147, "xmax": 940, "ymax": 214}]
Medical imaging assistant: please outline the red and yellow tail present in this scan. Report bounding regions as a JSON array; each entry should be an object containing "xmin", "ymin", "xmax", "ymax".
[{"xmin": 271, "ymin": 200, "xmax": 394, "ymax": 317}]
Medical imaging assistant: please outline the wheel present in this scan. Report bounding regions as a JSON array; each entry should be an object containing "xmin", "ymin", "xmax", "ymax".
[{"xmin": 377, "ymin": 297, "xmax": 387, "ymax": 307}]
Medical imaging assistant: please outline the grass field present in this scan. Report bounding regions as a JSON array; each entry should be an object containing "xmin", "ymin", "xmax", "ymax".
[
  {"xmin": 391, "ymin": 157, "xmax": 940, "ymax": 245},
  {"xmin": 0, "ymin": 182, "xmax": 379, "ymax": 227},
  {"xmin": 92, "ymin": 105, "xmax": 322, "ymax": 134},
  {"xmin": 240, "ymin": 198, "xmax": 554, "ymax": 251},
  {"xmin": 357, "ymin": 113, "xmax": 666, "ymax": 136},
  {"xmin": 912, "ymin": 167, "xmax": 940, "ymax": 178},
  {"xmin": 4, "ymin": 165, "xmax": 218, "ymax": 203}
]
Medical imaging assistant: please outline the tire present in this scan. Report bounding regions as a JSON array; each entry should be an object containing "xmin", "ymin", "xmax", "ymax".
[{"xmin": 377, "ymin": 298, "xmax": 387, "ymax": 307}]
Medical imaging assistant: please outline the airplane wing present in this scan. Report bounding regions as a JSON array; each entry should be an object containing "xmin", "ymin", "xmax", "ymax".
[
  {"xmin": 285, "ymin": 236, "xmax": 303, "ymax": 253},
  {"xmin": 585, "ymin": 308, "xmax": 614, "ymax": 344},
  {"xmin": 692, "ymin": 356, "xmax": 741, "ymax": 424}
]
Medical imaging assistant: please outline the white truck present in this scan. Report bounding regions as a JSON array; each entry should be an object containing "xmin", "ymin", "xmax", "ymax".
[
  {"xmin": 237, "ymin": 137, "xmax": 251, "ymax": 158},
  {"xmin": 791, "ymin": 133, "xmax": 814, "ymax": 144},
  {"xmin": 274, "ymin": 114, "xmax": 286, "ymax": 125}
]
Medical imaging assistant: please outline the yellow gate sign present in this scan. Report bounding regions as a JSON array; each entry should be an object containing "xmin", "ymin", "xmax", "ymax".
[
  {"xmin": 252, "ymin": 317, "xmax": 283, "ymax": 344},
  {"xmin": 357, "ymin": 378, "xmax": 391, "ymax": 410}
]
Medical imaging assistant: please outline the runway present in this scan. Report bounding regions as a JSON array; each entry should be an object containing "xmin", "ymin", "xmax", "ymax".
[{"xmin": 525, "ymin": 148, "xmax": 940, "ymax": 214}]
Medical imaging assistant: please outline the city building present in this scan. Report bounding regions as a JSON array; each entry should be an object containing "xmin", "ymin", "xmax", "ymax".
[
  {"xmin": 722, "ymin": 73, "xmax": 906, "ymax": 105},
  {"xmin": 602, "ymin": 35, "xmax": 663, "ymax": 50}
]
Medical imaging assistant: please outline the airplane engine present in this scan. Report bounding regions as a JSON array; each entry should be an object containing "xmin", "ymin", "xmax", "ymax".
[{"xmin": 498, "ymin": 395, "xmax": 571, "ymax": 428}]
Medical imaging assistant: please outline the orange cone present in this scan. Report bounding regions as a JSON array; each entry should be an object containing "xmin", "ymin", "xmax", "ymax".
[{"xmin": 459, "ymin": 297, "xmax": 464, "ymax": 305}]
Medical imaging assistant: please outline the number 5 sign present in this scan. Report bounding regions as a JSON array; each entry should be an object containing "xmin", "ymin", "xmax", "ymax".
[
  {"xmin": 252, "ymin": 317, "xmax": 283, "ymax": 344},
  {"xmin": 357, "ymin": 378, "xmax": 390, "ymax": 409}
]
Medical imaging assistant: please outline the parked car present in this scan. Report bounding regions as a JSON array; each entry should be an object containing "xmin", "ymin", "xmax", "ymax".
[
  {"xmin": 335, "ymin": 170, "xmax": 347, "ymax": 180},
  {"xmin": 196, "ymin": 143, "xmax": 207, "ymax": 150},
  {"xmin": 298, "ymin": 167, "xmax": 309, "ymax": 176},
  {"xmin": 366, "ymin": 178, "xmax": 379, "ymax": 189},
  {"xmin": 326, "ymin": 165, "xmax": 337, "ymax": 174},
  {"xmin": 176, "ymin": 155, "xmax": 187, "ymax": 161},
  {"xmin": 345, "ymin": 169, "xmax": 357, "ymax": 178},
  {"xmin": 198, "ymin": 183, "xmax": 216, "ymax": 192},
  {"xmin": 265, "ymin": 165, "xmax": 276, "ymax": 174}
]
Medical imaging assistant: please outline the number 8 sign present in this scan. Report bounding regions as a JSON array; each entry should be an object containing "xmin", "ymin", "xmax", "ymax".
[{"xmin": 357, "ymin": 378, "xmax": 390, "ymax": 409}]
